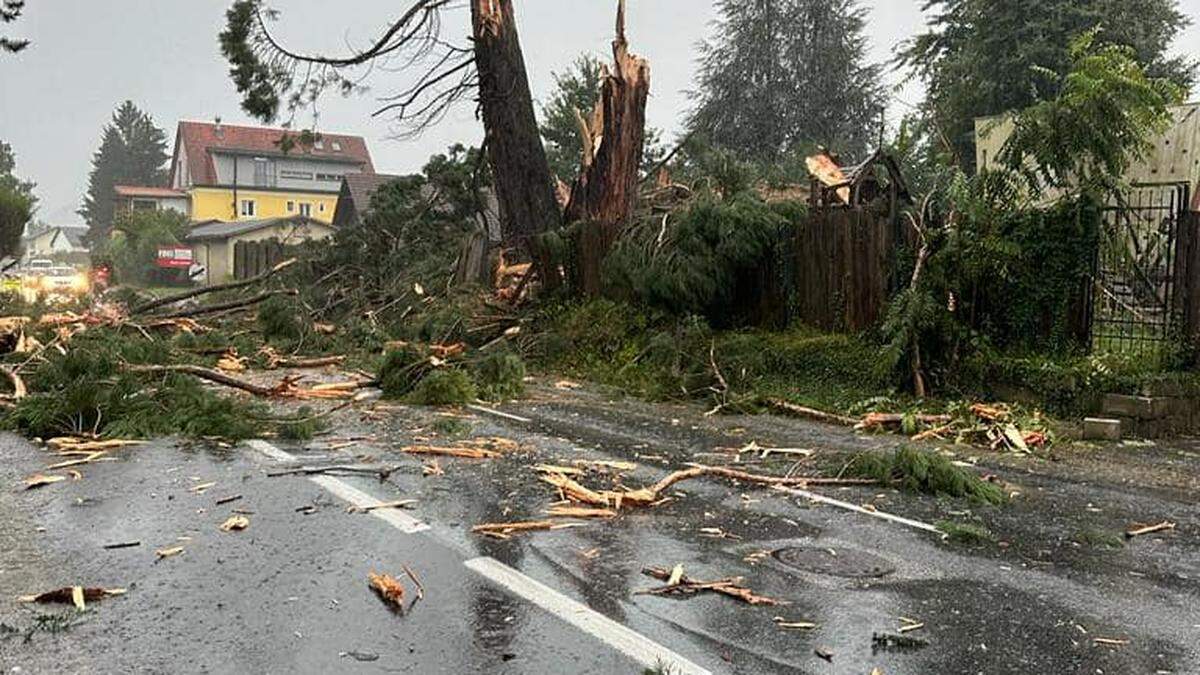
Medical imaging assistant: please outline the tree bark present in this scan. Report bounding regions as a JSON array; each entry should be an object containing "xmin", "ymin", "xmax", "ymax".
[
  {"xmin": 471, "ymin": 0, "xmax": 563, "ymax": 289},
  {"xmin": 564, "ymin": 0, "xmax": 651, "ymax": 295}
]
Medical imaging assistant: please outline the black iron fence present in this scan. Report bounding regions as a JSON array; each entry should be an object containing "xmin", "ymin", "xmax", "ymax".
[{"xmin": 1089, "ymin": 182, "xmax": 1191, "ymax": 364}]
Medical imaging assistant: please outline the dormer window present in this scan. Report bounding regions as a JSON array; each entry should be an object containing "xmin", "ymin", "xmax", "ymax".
[
  {"xmin": 313, "ymin": 139, "xmax": 324, "ymax": 150},
  {"xmin": 331, "ymin": 141, "xmax": 342, "ymax": 152}
]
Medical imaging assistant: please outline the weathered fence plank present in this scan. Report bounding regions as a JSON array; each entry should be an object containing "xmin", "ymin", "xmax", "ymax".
[{"xmin": 792, "ymin": 207, "xmax": 901, "ymax": 332}]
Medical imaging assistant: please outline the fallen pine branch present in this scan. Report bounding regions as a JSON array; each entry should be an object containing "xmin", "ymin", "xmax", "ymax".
[
  {"xmin": 541, "ymin": 464, "xmax": 879, "ymax": 509},
  {"xmin": 638, "ymin": 566, "xmax": 783, "ymax": 606},
  {"xmin": 856, "ymin": 412, "xmax": 953, "ymax": 431},
  {"xmin": 126, "ymin": 364, "xmax": 364, "ymax": 401},
  {"xmin": 131, "ymin": 258, "xmax": 297, "ymax": 315},
  {"xmin": 126, "ymin": 364, "xmax": 276, "ymax": 397},
  {"xmin": 267, "ymin": 465, "xmax": 400, "ymax": 481},
  {"xmin": 471, "ymin": 520, "xmax": 587, "ymax": 539},
  {"xmin": 47, "ymin": 438, "xmax": 146, "ymax": 452},
  {"xmin": 545, "ymin": 505, "xmax": 618, "ymax": 519},
  {"xmin": 766, "ymin": 399, "xmax": 858, "ymax": 427},
  {"xmin": 402, "ymin": 445, "xmax": 501, "ymax": 459},
  {"xmin": 348, "ymin": 500, "xmax": 418, "ymax": 514},
  {"xmin": 1125, "ymin": 521, "xmax": 1175, "ymax": 539},
  {"xmin": 155, "ymin": 289, "xmax": 299, "ymax": 320}
]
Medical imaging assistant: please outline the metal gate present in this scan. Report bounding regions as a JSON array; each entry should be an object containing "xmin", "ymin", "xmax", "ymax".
[{"xmin": 1090, "ymin": 182, "xmax": 1191, "ymax": 362}]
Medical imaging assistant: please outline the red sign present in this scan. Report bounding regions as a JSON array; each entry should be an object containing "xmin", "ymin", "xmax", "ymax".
[{"xmin": 156, "ymin": 246, "xmax": 193, "ymax": 269}]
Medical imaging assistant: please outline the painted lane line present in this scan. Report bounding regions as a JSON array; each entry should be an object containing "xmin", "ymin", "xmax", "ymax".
[
  {"xmin": 309, "ymin": 475, "xmax": 430, "ymax": 534},
  {"xmin": 246, "ymin": 439, "xmax": 295, "ymax": 462},
  {"xmin": 467, "ymin": 404, "xmax": 533, "ymax": 424},
  {"xmin": 249, "ymin": 438, "xmax": 708, "ymax": 672},
  {"xmin": 772, "ymin": 485, "xmax": 944, "ymax": 535},
  {"xmin": 246, "ymin": 439, "xmax": 430, "ymax": 534},
  {"xmin": 465, "ymin": 556, "xmax": 712, "ymax": 675}
]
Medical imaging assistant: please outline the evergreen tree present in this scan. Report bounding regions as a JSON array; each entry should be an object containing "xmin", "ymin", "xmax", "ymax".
[
  {"xmin": 1, "ymin": 0, "xmax": 28, "ymax": 54},
  {"xmin": 0, "ymin": 140, "xmax": 36, "ymax": 209},
  {"xmin": 79, "ymin": 101, "xmax": 169, "ymax": 241},
  {"xmin": 540, "ymin": 53, "xmax": 665, "ymax": 181},
  {"xmin": 0, "ymin": 140, "xmax": 35, "ymax": 259},
  {"xmin": 689, "ymin": 0, "xmax": 883, "ymax": 164},
  {"xmin": 898, "ymin": 0, "xmax": 1196, "ymax": 171}
]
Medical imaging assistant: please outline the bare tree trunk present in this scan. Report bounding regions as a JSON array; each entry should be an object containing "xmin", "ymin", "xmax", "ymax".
[
  {"xmin": 471, "ymin": 0, "xmax": 563, "ymax": 289},
  {"xmin": 564, "ymin": 0, "xmax": 650, "ymax": 295}
]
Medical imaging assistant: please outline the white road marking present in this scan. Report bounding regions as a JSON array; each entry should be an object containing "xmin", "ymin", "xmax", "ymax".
[
  {"xmin": 464, "ymin": 557, "xmax": 712, "ymax": 675},
  {"xmin": 246, "ymin": 439, "xmax": 429, "ymax": 534},
  {"xmin": 467, "ymin": 404, "xmax": 533, "ymax": 424},
  {"xmin": 772, "ymin": 485, "xmax": 944, "ymax": 534},
  {"xmin": 309, "ymin": 475, "xmax": 430, "ymax": 534},
  {"xmin": 245, "ymin": 439, "xmax": 295, "ymax": 462},
  {"xmin": 248, "ymin": 438, "xmax": 709, "ymax": 673}
]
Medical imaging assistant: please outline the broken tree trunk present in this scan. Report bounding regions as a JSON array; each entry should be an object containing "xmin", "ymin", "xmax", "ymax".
[
  {"xmin": 471, "ymin": 0, "xmax": 563, "ymax": 290},
  {"xmin": 564, "ymin": 0, "xmax": 651, "ymax": 295}
]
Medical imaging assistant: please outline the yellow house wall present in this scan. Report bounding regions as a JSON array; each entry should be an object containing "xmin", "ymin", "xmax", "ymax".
[
  {"xmin": 192, "ymin": 221, "xmax": 335, "ymax": 284},
  {"xmin": 190, "ymin": 187, "xmax": 338, "ymax": 223}
]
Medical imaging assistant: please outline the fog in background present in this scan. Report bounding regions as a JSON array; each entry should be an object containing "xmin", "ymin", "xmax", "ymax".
[{"xmin": 1, "ymin": 0, "xmax": 1196, "ymax": 223}]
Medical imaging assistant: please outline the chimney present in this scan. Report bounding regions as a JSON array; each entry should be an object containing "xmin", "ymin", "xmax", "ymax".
[{"xmin": 214, "ymin": 116, "xmax": 224, "ymax": 139}]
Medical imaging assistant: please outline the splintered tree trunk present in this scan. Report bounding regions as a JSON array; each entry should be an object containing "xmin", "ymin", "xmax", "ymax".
[
  {"xmin": 471, "ymin": 0, "xmax": 563, "ymax": 289},
  {"xmin": 564, "ymin": 0, "xmax": 651, "ymax": 295}
]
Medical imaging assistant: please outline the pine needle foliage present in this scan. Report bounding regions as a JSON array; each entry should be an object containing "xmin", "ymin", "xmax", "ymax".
[
  {"xmin": 2, "ymin": 331, "xmax": 266, "ymax": 440},
  {"xmin": 847, "ymin": 447, "xmax": 1006, "ymax": 505},
  {"xmin": 473, "ymin": 349, "xmax": 526, "ymax": 402},
  {"xmin": 605, "ymin": 192, "xmax": 798, "ymax": 322}
]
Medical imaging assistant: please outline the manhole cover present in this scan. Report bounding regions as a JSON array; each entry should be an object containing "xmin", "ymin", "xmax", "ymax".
[{"xmin": 773, "ymin": 546, "xmax": 895, "ymax": 578}]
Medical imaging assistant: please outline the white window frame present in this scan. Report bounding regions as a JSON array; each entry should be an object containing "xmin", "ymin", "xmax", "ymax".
[
  {"xmin": 298, "ymin": 202, "xmax": 312, "ymax": 217},
  {"xmin": 240, "ymin": 199, "xmax": 256, "ymax": 217},
  {"xmin": 286, "ymin": 200, "xmax": 295, "ymax": 213}
]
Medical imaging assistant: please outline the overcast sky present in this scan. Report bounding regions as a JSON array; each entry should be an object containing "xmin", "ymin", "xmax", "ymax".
[{"xmin": 1, "ymin": 1, "xmax": 1197, "ymax": 224}]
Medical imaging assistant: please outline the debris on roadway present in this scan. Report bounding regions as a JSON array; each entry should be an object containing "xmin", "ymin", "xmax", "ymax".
[{"xmin": 638, "ymin": 566, "xmax": 784, "ymax": 606}]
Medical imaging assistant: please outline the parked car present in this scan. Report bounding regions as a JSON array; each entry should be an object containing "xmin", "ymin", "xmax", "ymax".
[{"xmin": 22, "ymin": 264, "xmax": 90, "ymax": 300}]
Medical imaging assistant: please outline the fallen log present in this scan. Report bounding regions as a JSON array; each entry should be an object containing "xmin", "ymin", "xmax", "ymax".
[
  {"xmin": 126, "ymin": 364, "xmax": 277, "ymax": 397},
  {"xmin": 130, "ymin": 258, "xmax": 297, "ymax": 315}
]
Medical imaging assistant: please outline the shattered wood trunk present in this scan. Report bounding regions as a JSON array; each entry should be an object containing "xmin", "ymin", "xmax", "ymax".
[
  {"xmin": 564, "ymin": 0, "xmax": 650, "ymax": 296},
  {"xmin": 471, "ymin": 0, "xmax": 563, "ymax": 289}
]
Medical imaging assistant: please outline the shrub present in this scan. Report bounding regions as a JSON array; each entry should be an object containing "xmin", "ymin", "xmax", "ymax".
[
  {"xmin": 407, "ymin": 369, "xmax": 477, "ymax": 406},
  {"xmin": 474, "ymin": 349, "xmax": 526, "ymax": 401}
]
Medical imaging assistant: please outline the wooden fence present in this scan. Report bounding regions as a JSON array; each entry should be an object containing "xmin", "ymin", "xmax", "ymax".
[
  {"xmin": 233, "ymin": 240, "xmax": 287, "ymax": 280},
  {"xmin": 790, "ymin": 207, "xmax": 907, "ymax": 332}
]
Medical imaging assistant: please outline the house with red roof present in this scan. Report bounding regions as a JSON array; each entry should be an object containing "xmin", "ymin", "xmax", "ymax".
[{"xmin": 166, "ymin": 119, "xmax": 375, "ymax": 224}]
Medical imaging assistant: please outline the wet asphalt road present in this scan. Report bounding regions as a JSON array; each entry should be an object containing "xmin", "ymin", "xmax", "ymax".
[{"xmin": 1, "ymin": 382, "xmax": 1198, "ymax": 674}]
